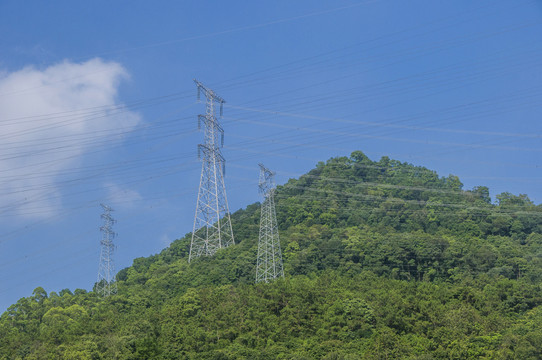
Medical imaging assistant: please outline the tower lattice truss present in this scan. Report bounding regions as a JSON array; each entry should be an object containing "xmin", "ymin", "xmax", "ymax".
[
  {"xmin": 189, "ymin": 80, "xmax": 234, "ymax": 262},
  {"xmin": 96, "ymin": 204, "xmax": 117, "ymax": 297},
  {"xmin": 256, "ymin": 164, "xmax": 284, "ymax": 283}
]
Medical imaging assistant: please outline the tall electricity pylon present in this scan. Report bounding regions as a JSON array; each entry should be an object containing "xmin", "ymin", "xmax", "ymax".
[
  {"xmin": 96, "ymin": 204, "xmax": 117, "ymax": 297},
  {"xmin": 256, "ymin": 164, "xmax": 284, "ymax": 283},
  {"xmin": 189, "ymin": 80, "xmax": 234, "ymax": 262}
]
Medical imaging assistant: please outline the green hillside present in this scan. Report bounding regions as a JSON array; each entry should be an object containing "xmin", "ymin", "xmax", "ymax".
[{"xmin": 1, "ymin": 151, "xmax": 541, "ymax": 359}]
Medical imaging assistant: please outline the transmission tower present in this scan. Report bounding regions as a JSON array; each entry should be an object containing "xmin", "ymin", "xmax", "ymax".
[
  {"xmin": 189, "ymin": 80, "xmax": 234, "ymax": 262},
  {"xmin": 256, "ymin": 164, "xmax": 284, "ymax": 283},
  {"xmin": 96, "ymin": 204, "xmax": 117, "ymax": 297}
]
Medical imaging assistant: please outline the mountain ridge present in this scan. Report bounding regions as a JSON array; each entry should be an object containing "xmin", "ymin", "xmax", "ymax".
[{"xmin": 1, "ymin": 151, "xmax": 541, "ymax": 359}]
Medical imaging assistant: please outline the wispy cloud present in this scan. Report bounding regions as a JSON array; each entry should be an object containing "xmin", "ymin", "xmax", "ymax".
[
  {"xmin": 160, "ymin": 233, "xmax": 172, "ymax": 248},
  {"xmin": 0, "ymin": 58, "xmax": 141, "ymax": 219},
  {"xmin": 105, "ymin": 182, "xmax": 142, "ymax": 210}
]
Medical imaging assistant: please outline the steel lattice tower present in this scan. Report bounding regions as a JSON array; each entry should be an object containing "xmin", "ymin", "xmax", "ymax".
[
  {"xmin": 256, "ymin": 164, "xmax": 284, "ymax": 283},
  {"xmin": 96, "ymin": 204, "xmax": 117, "ymax": 297},
  {"xmin": 189, "ymin": 80, "xmax": 234, "ymax": 262}
]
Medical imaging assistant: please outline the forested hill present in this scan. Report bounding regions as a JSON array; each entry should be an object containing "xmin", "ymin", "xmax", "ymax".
[{"xmin": 2, "ymin": 151, "xmax": 542, "ymax": 359}]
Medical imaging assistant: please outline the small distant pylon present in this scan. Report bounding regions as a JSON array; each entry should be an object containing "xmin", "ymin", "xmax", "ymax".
[
  {"xmin": 189, "ymin": 80, "xmax": 234, "ymax": 262},
  {"xmin": 96, "ymin": 204, "xmax": 117, "ymax": 297},
  {"xmin": 256, "ymin": 164, "xmax": 284, "ymax": 283}
]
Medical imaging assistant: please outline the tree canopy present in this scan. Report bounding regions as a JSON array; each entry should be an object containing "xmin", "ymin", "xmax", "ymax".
[{"xmin": 1, "ymin": 151, "xmax": 541, "ymax": 359}]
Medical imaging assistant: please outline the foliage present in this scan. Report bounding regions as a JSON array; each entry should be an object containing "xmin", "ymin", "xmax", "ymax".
[{"xmin": 1, "ymin": 151, "xmax": 541, "ymax": 359}]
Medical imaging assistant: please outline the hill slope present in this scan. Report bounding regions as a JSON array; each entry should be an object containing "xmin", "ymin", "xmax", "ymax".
[{"xmin": 1, "ymin": 151, "xmax": 541, "ymax": 359}]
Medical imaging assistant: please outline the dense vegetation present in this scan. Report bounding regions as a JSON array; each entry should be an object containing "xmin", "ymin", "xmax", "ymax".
[{"xmin": 1, "ymin": 151, "xmax": 541, "ymax": 359}]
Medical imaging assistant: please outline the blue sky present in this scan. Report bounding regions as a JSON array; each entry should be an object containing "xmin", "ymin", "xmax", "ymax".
[{"xmin": 1, "ymin": 0, "xmax": 541, "ymax": 311}]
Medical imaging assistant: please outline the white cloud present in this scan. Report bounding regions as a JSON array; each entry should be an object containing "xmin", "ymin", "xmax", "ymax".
[{"xmin": 0, "ymin": 58, "xmax": 141, "ymax": 219}]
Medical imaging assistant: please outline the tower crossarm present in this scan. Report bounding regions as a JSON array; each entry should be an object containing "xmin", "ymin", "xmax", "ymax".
[
  {"xmin": 194, "ymin": 79, "xmax": 225, "ymax": 116},
  {"xmin": 258, "ymin": 163, "xmax": 276, "ymax": 195}
]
